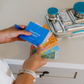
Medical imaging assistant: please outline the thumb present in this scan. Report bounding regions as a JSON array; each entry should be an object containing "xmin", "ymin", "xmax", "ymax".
[
  {"xmin": 36, "ymin": 44, "xmax": 42, "ymax": 55},
  {"xmin": 17, "ymin": 30, "xmax": 32, "ymax": 36}
]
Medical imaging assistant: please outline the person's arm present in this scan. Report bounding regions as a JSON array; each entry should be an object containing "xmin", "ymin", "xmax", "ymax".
[
  {"xmin": 14, "ymin": 74, "xmax": 34, "ymax": 84},
  {"xmin": 14, "ymin": 44, "xmax": 47, "ymax": 84},
  {"xmin": 0, "ymin": 25, "xmax": 47, "ymax": 84},
  {"xmin": 0, "ymin": 25, "xmax": 31, "ymax": 44}
]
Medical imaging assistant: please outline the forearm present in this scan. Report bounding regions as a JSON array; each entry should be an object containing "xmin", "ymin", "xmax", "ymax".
[{"xmin": 14, "ymin": 74, "xmax": 34, "ymax": 84}]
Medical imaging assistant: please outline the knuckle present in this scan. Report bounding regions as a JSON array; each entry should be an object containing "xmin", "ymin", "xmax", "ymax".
[
  {"xmin": 43, "ymin": 59, "xmax": 47, "ymax": 65},
  {"xmin": 22, "ymin": 31, "xmax": 27, "ymax": 34},
  {"xmin": 42, "ymin": 61, "xmax": 47, "ymax": 65},
  {"xmin": 34, "ymin": 53, "xmax": 39, "ymax": 57},
  {"xmin": 18, "ymin": 30, "xmax": 22, "ymax": 34},
  {"xmin": 44, "ymin": 61, "xmax": 47, "ymax": 65},
  {"xmin": 24, "ymin": 31, "xmax": 28, "ymax": 33},
  {"xmin": 36, "ymin": 54, "xmax": 40, "ymax": 57},
  {"xmin": 36, "ymin": 51, "xmax": 40, "ymax": 55}
]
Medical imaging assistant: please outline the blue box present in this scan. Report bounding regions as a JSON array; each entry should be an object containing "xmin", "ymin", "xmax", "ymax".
[{"xmin": 19, "ymin": 21, "xmax": 49, "ymax": 46}]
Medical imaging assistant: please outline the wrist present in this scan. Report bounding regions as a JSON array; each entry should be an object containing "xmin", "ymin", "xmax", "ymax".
[
  {"xmin": 18, "ymin": 69, "xmax": 37, "ymax": 79},
  {"xmin": 22, "ymin": 65, "xmax": 37, "ymax": 73},
  {"xmin": 0, "ymin": 29, "xmax": 9, "ymax": 44},
  {"xmin": 22, "ymin": 67, "xmax": 36, "ymax": 73},
  {"xmin": 0, "ymin": 30, "xmax": 5, "ymax": 44}
]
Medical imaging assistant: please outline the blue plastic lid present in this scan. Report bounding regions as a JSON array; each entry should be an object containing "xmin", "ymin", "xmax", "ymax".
[
  {"xmin": 73, "ymin": 2, "xmax": 84, "ymax": 14},
  {"xmin": 47, "ymin": 7, "xmax": 58, "ymax": 15}
]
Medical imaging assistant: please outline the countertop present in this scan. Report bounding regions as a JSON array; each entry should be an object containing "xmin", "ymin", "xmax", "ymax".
[{"xmin": 0, "ymin": 0, "xmax": 84, "ymax": 64}]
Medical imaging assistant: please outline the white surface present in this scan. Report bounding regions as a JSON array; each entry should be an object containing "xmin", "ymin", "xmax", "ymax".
[
  {"xmin": 8, "ymin": 59, "xmax": 84, "ymax": 84},
  {"xmin": 0, "ymin": 0, "xmax": 84, "ymax": 65},
  {"xmin": 5, "ymin": 59, "xmax": 84, "ymax": 70}
]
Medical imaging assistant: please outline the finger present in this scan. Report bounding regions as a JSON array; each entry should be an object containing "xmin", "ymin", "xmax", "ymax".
[
  {"xmin": 19, "ymin": 25, "xmax": 27, "ymax": 29},
  {"xmin": 29, "ymin": 45, "xmax": 34, "ymax": 57},
  {"xmin": 17, "ymin": 30, "xmax": 32, "ymax": 36},
  {"xmin": 36, "ymin": 44, "xmax": 42, "ymax": 55},
  {"xmin": 13, "ymin": 37, "xmax": 26, "ymax": 42},
  {"xmin": 17, "ymin": 38, "xmax": 26, "ymax": 41}
]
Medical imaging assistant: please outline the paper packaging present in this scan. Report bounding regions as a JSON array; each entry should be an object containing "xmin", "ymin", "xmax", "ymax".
[
  {"xmin": 19, "ymin": 21, "xmax": 49, "ymax": 47},
  {"xmin": 33, "ymin": 47, "xmax": 57, "ymax": 59},
  {"xmin": 42, "ymin": 25, "xmax": 58, "ymax": 51},
  {"xmin": 41, "ymin": 45, "xmax": 59, "ymax": 55}
]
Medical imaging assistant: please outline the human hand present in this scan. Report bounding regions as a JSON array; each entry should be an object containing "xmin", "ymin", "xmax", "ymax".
[
  {"xmin": 22, "ymin": 44, "xmax": 48, "ymax": 72},
  {"xmin": 0, "ymin": 25, "xmax": 31, "ymax": 44},
  {"xmin": 30, "ymin": 44, "xmax": 34, "ymax": 57}
]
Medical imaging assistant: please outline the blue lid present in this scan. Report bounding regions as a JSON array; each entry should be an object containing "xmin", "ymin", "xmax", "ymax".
[
  {"xmin": 73, "ymin": 2, "xmax": 84, "ymax": 14},
  {"xmin": 47, "ymin": 7, "xmax": 58, "ymax": 15}
]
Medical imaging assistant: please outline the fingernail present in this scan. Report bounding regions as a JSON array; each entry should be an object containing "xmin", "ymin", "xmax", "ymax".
[{"xmin": 39, "ymin": 44, "xmax": 42, "ymax": 48}]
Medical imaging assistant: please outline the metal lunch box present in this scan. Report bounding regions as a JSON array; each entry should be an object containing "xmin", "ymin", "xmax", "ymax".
[{"xmin": 45, "ymin": 2, "xmax": 84, "ymax": 37}]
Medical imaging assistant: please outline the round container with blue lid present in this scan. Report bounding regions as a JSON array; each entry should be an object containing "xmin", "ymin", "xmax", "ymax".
[
  {"xmin": 73, "ymin": 2, "xmax": 84, "ymax": 18},
  {"xmin": 47, "ymin": 7, "xmax": 58, "ymax": 19}
]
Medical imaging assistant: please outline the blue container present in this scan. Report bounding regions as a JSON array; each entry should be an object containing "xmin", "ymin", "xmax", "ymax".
[
  {"xmin": 47, "ymin": 7, "xmax": 58, "ymax": 18},
  {"xmin": 73, "ymin": 2, "xmax": 84, "ymax": 18}
]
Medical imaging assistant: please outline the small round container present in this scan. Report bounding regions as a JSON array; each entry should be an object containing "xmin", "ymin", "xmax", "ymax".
[
  {"xmin": 47, "ymin": 7, "xmax": 58, "ymax": 19},
  {"xmin": 73, "ymin": 2, "xmax": 84, "ymax": 19}
]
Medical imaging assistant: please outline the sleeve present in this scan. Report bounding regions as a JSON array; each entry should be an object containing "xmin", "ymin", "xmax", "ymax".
[{"xmin": 0, "ymin": 55, "xmax": 15, "ymax": 84}]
